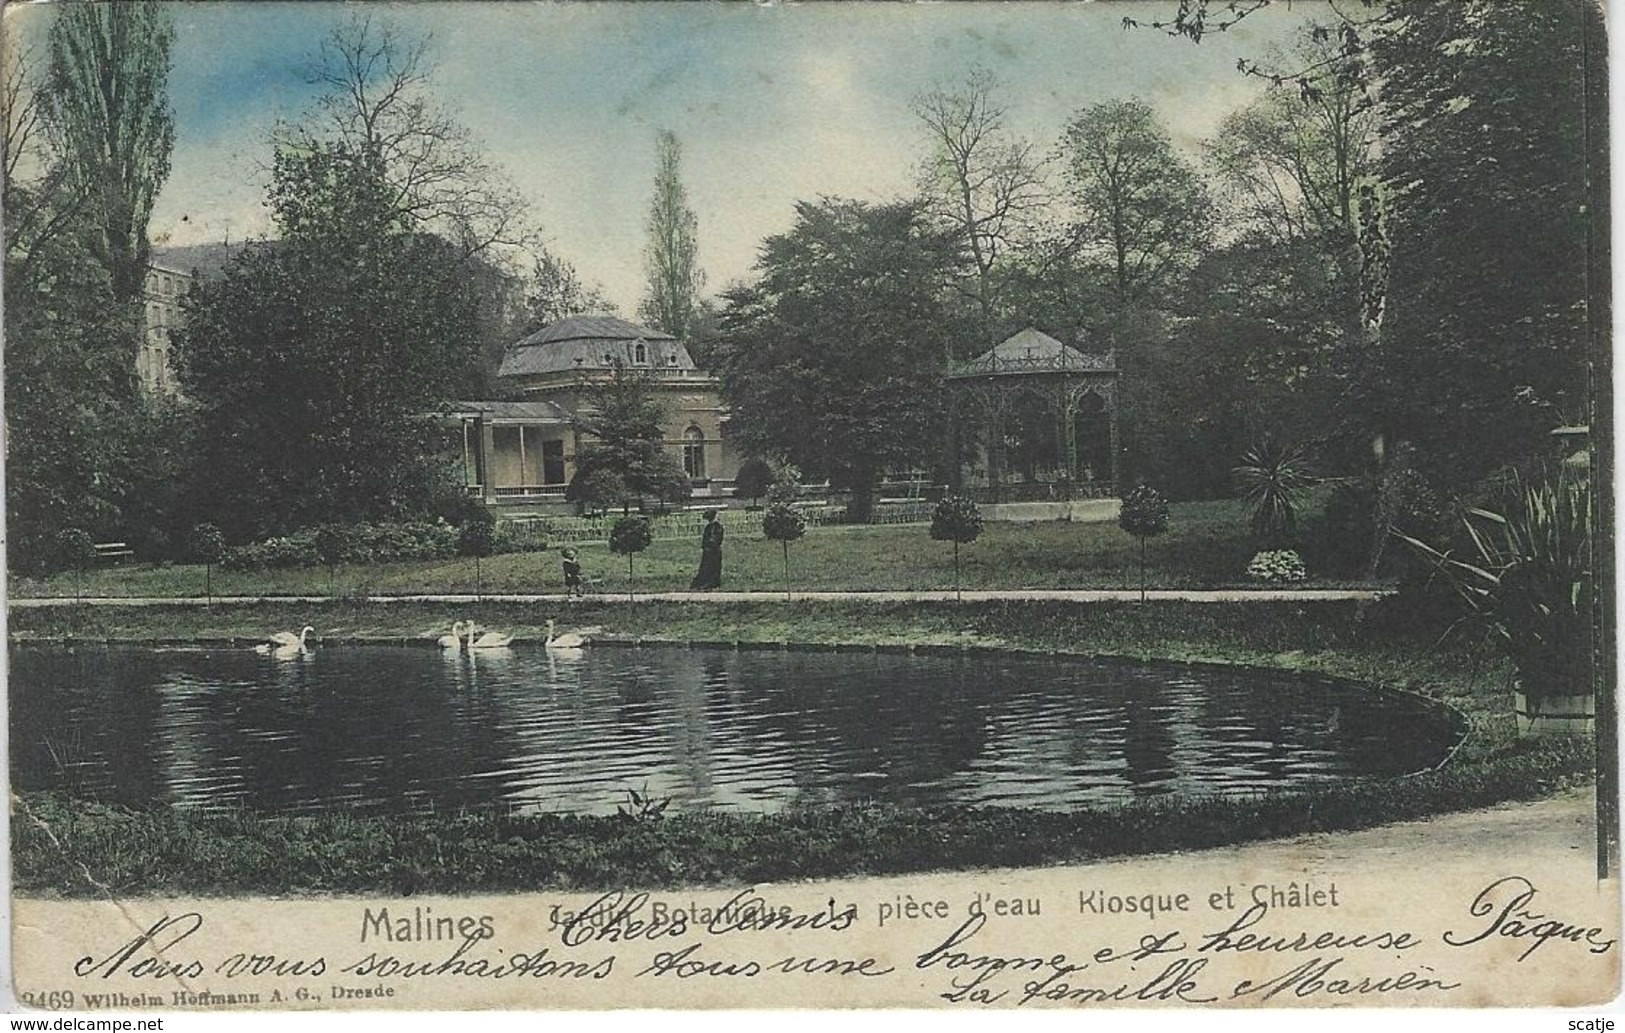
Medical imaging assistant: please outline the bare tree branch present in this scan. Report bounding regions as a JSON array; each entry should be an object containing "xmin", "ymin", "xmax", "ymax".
[
  {"xmin": 913, "ymin": 69, "xmax": 1053, "ymax": 332},
  {"xmin": 278, "ymin": 13, "xmax": 528, "ymax": 258}
]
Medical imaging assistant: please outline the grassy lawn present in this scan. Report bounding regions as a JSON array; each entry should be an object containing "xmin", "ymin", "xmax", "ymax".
[
  {"xmin": 10, "ymin": 597, "xmax": 1596, "ymax": 897},
  {"xmin": 10, "ymin": 498, "xmax": 1368, "ymax": 598}
]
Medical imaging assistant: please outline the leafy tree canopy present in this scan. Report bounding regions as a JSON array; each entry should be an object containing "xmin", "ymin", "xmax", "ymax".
[
  {"xmin": 174, "ymin": 142, "xmax": 485, "ymax": 540},
  {"xmin": 45, "ymin": 1, "xmax": 175, "ymax": 302},
  {"xmin": 716, "ymin": 198, "xmax": 957, "ymax": 520},
  {"xmin": 638, "ymin": 130, "xmax": 703, "ymax": 339},
  {"xmin": 566, "ymin": 363, "xmax": 691, "ymax": 511},
  {"xmin": 1063, "ymin": 99, "xmax": 1212, "ymax": 310},
  {"xmin": 1368, "ymin": 0, "xmax": 1603, "ymax": 489}
]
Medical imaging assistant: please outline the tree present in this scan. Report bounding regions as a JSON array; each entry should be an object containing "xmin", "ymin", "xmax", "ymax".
[
  {"xmin": 188, "ymin": 523, "xmax": 226, "ymax": 604},
  {"xmin": 1117, "ymin": 484, "xmax": 1170, "ymax": 602},
  {"xmin": 733, "ymin": 457, "xmax": 776, "ymax": 509},
  {"xmin": 44, "ymin": 1, "xmax": 175, "ymax": 302},
  {"xmin": 609, "ymin": 516, "xmax": 653, "ymax": 600},
  {"xmin": 565, "ymin": 363, "xmax": 691, "ymax": 513},
  {"xmin": 5, "ymin": 42, "xmax": 87, "ymax": 295},
  {"xmin": 523, "ymin": 239, "xmax": 615, "ymax": 331},
  {"xmin": 716, "ymin": 199, "xmax": 956, "ymax": 521},
  {"xmin": 761, "ymin": 502, "xmax": 806, "ymax": 601},
  {"xmin": 1063, "ymin": 100, "xmax": 1211, "ymax": 309},
  {"xmin": 1203, "ymin": 24, "xmax": 1383, "ymax": 454},
  {"xmin": 313, "ymin": 524, "xmax": 349, "ymax": 596},
  {"xmin": 638, "ymin": 130, "xmax": 704, "ymax": 339},
  {"xmin": 5, "ymin": 13, "xmax": 176, "ymax": 572},
  {"xmin": 1206, "ymin": 25, "xmax": 1377, "ymax": 255},
  {"xmin": 4, "ymin": 229, "xmax": 137, "ymax": 569},
  {"xmin": 4, "ymin": 131, "xmax": 138, "ymax": 571},
  {"xmin": 457, "ymin": 512, "xmax": 496, "ymax": 601},
  {"xmin": 286, "ymin": 13, "xmax": 526, "ymax": 257},
  {"xmin": 175, "ymin": 142, "xmax": 485, "ymax": 540},
  {"xmin": 913, "ymin": 69, "xmax": 1053, "ymax": 338},
  {"xmin": 56, "ymin": 528, "xmax": 96, "ymax": 602},
  {"xmin": 1366, "ymin": 0, "xmax": 1603, "ymax": 490},
  {"xmin": 929, "ymin": 495, "xmax": 984, "ymax": 601}
]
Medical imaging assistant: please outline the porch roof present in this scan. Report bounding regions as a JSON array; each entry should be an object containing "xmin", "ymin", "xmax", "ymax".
[{"xmin": 441, "ymin": 399, "xmax": 575, "ymax": 425}]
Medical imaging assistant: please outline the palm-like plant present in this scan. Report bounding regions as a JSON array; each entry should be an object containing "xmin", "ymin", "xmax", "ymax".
[
  {"xmin": 1398, "ymin": 472, "xmax": 1593, "ymax": 704},
  {"xmin": 1233, "ymin": 437, "xmax": 1315, "ymax": 546}
]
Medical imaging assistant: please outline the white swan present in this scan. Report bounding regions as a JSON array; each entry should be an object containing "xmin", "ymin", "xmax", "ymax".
[
  {"xmin": 465, "ymin": 622, "xmax": 513, "ymax": 649},
  {"xmin": 438, "ymin": 620, "xmax": 468, "ymax": 650},
  {"xmin": 545, "ymin": 619, "xmax": 588, "ymax": 650},
  {"xmin": 256, "ymin": 625, "xmax": 314, "ymax": 655}
]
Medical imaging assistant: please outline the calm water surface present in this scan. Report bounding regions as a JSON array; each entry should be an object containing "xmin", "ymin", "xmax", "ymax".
[{"xmin": 10, "ymin": 645, "xmax": 1460, "ymax": 816}]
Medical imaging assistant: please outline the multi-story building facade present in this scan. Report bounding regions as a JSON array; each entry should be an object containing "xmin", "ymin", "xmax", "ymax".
[{"xmin": 138, "ymin": 262, "xmax": 192, "ymax": 399}]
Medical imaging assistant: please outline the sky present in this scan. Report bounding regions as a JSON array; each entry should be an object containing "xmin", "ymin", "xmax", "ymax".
[{"xmin": 8, "ymin": 1, "xmax": 1316, "ymax": 313}]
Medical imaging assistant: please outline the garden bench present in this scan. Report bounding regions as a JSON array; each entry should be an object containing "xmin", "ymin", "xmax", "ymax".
[{"xmin": 93, "ymin": 541, "xmax": 135, "ymax": 564}]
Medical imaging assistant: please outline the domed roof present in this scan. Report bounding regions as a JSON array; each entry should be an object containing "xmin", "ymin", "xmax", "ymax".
[{"xmin": 498, "ymin": 314, "xmax": 699, "ymax": 379}]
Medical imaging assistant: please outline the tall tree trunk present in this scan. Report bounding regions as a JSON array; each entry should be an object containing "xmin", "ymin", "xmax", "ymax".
[
  {"xmin": 847, "ymin": 481, "xmax": 876, "ymax": 524},
  {"xmin": 954, "ymin": 540, "xmax": 962, "ymax": 601},
  {"xmin": 1139, "ymin": 537, "xmax": 1147, "ymax": 603}
]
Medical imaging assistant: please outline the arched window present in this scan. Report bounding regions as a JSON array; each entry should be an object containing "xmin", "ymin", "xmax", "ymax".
[
  {"xmin": 634, "ymin": 342, "xmax": 648, "ymax": 365},
  {"xmin": 682, "ymin": 426, "xmax": 706, "ymax": 480}
]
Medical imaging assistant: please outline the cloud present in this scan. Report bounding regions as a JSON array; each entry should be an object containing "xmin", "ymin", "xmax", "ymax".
[{"xmin": 135, "ymin": 2, "xmax": 1309, "ymax": 314}]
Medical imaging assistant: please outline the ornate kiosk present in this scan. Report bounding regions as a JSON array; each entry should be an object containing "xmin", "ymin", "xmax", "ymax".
[{"xmin": 947, "ymin": 327, "xmax": 1120, "ymax": 510}]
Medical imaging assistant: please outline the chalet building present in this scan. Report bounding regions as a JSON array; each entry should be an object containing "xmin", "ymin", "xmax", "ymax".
[{"xmin": 447, "ymin": 315, "xmax": 741, "ymax": 517}]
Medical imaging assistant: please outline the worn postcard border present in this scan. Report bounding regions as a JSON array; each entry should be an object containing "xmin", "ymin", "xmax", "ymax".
[{"xmin": 4, "ymin": 0, "xmax": 1620, "ymax": 1018}]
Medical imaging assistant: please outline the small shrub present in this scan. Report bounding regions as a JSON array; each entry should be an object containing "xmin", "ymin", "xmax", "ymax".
[
  {"xmin": 221, "ymin": 522, "xmax": 460, "ymax": 571},
  {"xmin": 1398, "ymin": 470, "xmax": 1593, "ymax": 703},
  {"xmin": 188, "ymin": 523, "xmax": 227, "ymax": 601},
  {"xmin": 313, "ymin": 525, "xmax": 349, "ymax": 591},
  {"xmin": 570, "ymin": 467, "xmax": 630, "ymax": 514},
  {"xmin": 458, "ymin": 514, "xmax": 497, "ymax": 601},
  {"xmin": 609, "ymin": 516, "xmax": 653, "ymax": 598},
  {"xmin": 55, "ymin": 528, "xmax": 96, "ymax": 601},
  {"xmin": 1234, "ymin": 436, "xmax": 1314, "ymax": 546},
  {"xmin": 930, "ymin": 495, "xmax": 983, "ymax": 600},
  {"xmin": 1118, "ymin": 485, "xmax": 1170, "ymax": 602},
  {"xmin": 615, "ymin": 784, "xmax": 672, "ymax": 821},
  {"xmin": 762, "ymin": 502, "xmax": 806, "ymax": 599},
  {"xmin": 1246, "ymin": 549, "xmax": 1307, "ymax": 583},
  {"xmin": 734, "ymin": 457, "xmax": 775, "ymax": 506},
  {"xmin": 55, "ymin": 527, "xmax": 96, "ymax": 574}
]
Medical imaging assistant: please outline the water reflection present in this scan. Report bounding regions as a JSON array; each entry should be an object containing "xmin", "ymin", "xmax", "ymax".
[{"xmin": 10, "ymin": 645, "xmax": 1460, "ymax": 817}]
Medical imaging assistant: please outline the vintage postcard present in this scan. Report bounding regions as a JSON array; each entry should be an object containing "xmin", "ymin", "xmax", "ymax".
[{"xmin": 5, "ymin": 0, "xmax": 1618, "ymax": 1021}]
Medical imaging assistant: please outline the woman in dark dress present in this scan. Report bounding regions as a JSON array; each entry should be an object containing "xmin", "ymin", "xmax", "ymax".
[{"xmin": 690, "ymin": 510, "xmax": 724, "ymax": 589}]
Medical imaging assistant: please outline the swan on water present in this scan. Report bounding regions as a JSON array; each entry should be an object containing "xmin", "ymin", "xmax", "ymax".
[
  {"xmin": 256, "ymin": 625, "xmax": 314, "ymax": 655},
  {"xmin": 439, "ymin": 621, "xmax": 468, "ymax": 650},
  {"xmin": 465, "ymin": 622, "xmax": 513, "ymax": 649},
  {"xmin": 545, "ymin": 619, "xmax": 588, "ymax": 650}
]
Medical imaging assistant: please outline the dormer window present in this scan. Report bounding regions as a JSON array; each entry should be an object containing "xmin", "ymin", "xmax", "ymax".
[
  {"xmin": 634, "ymin": 342, "xmax": 647, "ymax": 365},
  {"xmin": 667, "ymin": 355, "xmax": 678, "ymax": 366}
]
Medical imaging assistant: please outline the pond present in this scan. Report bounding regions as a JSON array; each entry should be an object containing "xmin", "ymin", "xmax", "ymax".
[{"xmin": 10, "ymin": 644, "xmax": 1462, "ymax": 817}]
